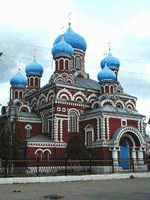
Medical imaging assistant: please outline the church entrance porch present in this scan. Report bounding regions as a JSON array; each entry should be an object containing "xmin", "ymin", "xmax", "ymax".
[{"xmin": 111, "ymin": 126, "xmax": 148, "ymax": 171}]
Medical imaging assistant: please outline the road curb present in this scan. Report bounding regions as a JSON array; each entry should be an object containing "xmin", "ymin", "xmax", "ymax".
[{"xmin": 0, "ymin": 172, "xmax": 150, "ymax": 185}]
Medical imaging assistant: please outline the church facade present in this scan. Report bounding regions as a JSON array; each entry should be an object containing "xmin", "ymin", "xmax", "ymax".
[{"xmin": 0, "ymin": 23, "xmax": 148, "ymax": 170}]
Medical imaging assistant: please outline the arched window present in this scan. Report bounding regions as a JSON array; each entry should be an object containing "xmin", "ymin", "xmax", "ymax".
[
  {"xmin": 60, "ymin": 59, "xmax": 63, "ymax": 70},
  {"xmin": 76, "ymin": 57, "xmax": 80, "ymax": 69},
  {"xmin": 30, "ymin": 77, "xmax": 34, "ymax": 87},
  {"xmin": 116, "ymin": 103, "xmax": 123, "ymax": 109},
  {"xmin": 81, "ymin": 59, "xmax": 84, "ymax": 70},
  {"xmin": 70, "ymin": 112, "xmax": 77, "ymax": 132},
  {"xmin": 35, "ymin": 77, "xmax": 38, "ymax": 87},
  {"xmin": 35, "ymin": 149, "xmax": 43, "ymax": 160},
  {"xmin": 110, "ymin": 86, "xmax": 113, "ymax": 93},
  {"xmin": 84, "ymin": 124, "xmax": 94, "ymax": 146},
  {"xmin": 69, "ymin": 59, "xmax": 74, "ymax": 70},
  {"xmin": 56, "ymin": 60, "xmax": 58, "ymax": 70},
  {"xmin": 105, "ymin": 86, "xmax": 109, "ymax": 93},
  {"xmin": 65, "ymin": 60, "xmax": 68, "ymax": 70},
  {"xmin": 21, "ymin": 108, "xmax": 27, "ymax": 112},
  {"xmin": 19, "ymin": 91, "xmax": 23, "ymax": 99},
  {"xmin": 15, "ymin": 91, "xmax": 18, "ymax": 98},
  {"xmin": 25, "ymin": 124, "xmax": 32, "ymax": 137},
  {"xmin": 93, "ymin": 103, "xmax": 99, "ymax": 109}
]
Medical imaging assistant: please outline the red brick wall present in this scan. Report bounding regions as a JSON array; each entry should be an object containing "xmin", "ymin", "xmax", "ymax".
[
  {"xmin": 109, "ymin": 118, "xmax": 121, "ymax": 137},
  {"xmin": 19, "ymin": 122, "xmax": 42, "ymax": 139},
  {"xmin": 80, "ymin": 119, "xmax": 97, "ymax": 141},
  {"xmin": 26, "ymin": 146, "xmax": 66, "ymax": 159},
  {"xmin": 127, "ymin": 120, "xmax": 138, "ymax": 128}
]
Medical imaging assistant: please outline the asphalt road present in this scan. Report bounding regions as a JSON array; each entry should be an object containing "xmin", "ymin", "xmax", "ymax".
[{"xmin": 0, "ymin": 178, "xmax": 150, "ymax": 200}]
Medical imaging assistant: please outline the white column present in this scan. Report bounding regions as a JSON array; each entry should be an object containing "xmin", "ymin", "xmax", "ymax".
[
  {"xmin": 96, "ymin": 118, "xmax": 100, "ymax": 141},
  {"xmin": 141, "ymin": 120, "xmax": 144, "ymax": 136},
  {"xmin": 60, "ymin": 119, "xmax": 63, "ymax": 142},
  {"xmin": 77, "ymin": 116, "xmax": 79, "ymax": 132},
  {"xmin": 102, "ymin": 116, "xmax": 106, "ymax": 140},
  {"xmin": 112, "ymin": 148, "xmax": 119, "ymax": 166},
  {"xmin": 33, "ymin": 77, "xmax": 35, "ymax": 87},
  {"xmin": 68, "ymin": 116, "xmax": 70, "ymax": 132},
  {"xmin": 131, "ymin": 147, "xmax": 137, "ymax": 165},
  {"xmin": 54, "ymin": 118, "xmax": 59, "ymax": 142},
  {"xmin": 138, "ymin": 148, "xmax": 144, "ymax": 165},
  {"xmin": 107, "ymin": 117, "xmax": 110, "ymax": 140},
  {"xmin": 138, "ymin": 120, "xmax": 140, "ymax": 132}
]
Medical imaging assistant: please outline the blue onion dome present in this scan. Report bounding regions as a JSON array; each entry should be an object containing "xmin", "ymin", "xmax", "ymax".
[
  {"xmin": 98, "ymin": 64, "xmax": 116, "ymax": 82},
  {"xmin": 101, "ymin": 53, "xmax": 120, "ymax": 69},
  {"xmin": 10, "ymin": 72, "xmax": 27, "ymax": 87},
  {"xmin": 52, "ymin": 36, "xmax": 73, "ymax": 57},
  {"xmin": 25, "ymin": 59, "xmax": 43, "ymax": 75},
  {"xmin": 53, "ymin": 27, "xmax": 87, "ymax": 52}
]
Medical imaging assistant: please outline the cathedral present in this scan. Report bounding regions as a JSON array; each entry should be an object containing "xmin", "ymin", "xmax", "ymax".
[{"xmin": 0, "ymin": 22, "xmax": 149, "ymax": 170}]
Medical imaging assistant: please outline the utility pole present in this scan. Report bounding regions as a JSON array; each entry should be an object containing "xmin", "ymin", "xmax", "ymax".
[{"xmin": 8, "ymin": 87, "xmax": 12, "ymax": 160}]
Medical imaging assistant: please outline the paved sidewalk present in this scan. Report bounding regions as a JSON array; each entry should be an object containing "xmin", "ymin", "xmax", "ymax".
[
  {"xmin": 0, "ymin": 177, "xmax": 150, "ymax": 200},
  {"xmin": 0, "ymin": 172, "xmax": 150, "ymax": 185}
]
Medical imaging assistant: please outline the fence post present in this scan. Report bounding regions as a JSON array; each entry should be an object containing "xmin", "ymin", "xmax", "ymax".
[
  {"xmin": 5, "ymin": 160, "xmax": 8, "ymax": 177},
  {"xmin": 89, "ymin": 154, "xmax": 92, "ymax": 175},
  {"xmin": 65, "ymin": 158, "xmax": 67, "ymax": 176},
  {"xmin": 112, "ymin": 159, "xmax": 114, "ymax": 173},
  {"xmin": 37, "ymin": 158, "xmax": 40, "ymax": 177},
  {"xmin": 132, "ymin": 159, "xmax": 135, "ymax": 173}
]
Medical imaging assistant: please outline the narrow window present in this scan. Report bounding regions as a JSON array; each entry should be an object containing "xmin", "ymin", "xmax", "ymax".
[
  {"xmin": 35, "ymin": 78, "xmax": 38, "ymax": 87},
  {"xmin": 65, "ymin": 60, "xmax": 68, "ymax": 70},
  {"xmin": 15, "ymin": 91, "xmax": 18, "ymax": 98},
  {"xmin": 60, "ymin": 59, "xmax": 64, "ymax": 70},
  {"xmin": 25, "ymin": 125, "xmax": 31, "ymax": 137},
  {"xmin": 76, "ymin": 57, "xmax": 80, "ymax": 69},
  {"xmin": 19, "ymin": 91, "xmax": 23, "ymax": 99},
  {"xmin": 70, "ymin": 112, "xmax": 76, "ymax": 132},
  {"xmin": 30, "ymin": 77, "xmax": 34, "ymax": 87}
]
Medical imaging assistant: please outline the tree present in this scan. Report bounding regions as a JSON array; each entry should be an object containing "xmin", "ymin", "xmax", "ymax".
[
  {"xmin": 10, "ymin": 111, "xmax": 22, "ymax": 160},
  {"xmin": 0, "ymin": 111, "xmax": 22, "ymax": 160},
  {"xmin": 65, "ymin": 133, "xmax": 89, "ymax": 160}
]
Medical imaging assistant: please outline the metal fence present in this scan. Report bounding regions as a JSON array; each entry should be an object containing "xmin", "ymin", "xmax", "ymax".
[{"xmin": 0, "ymin": 158, "xmax": 149, "ymax": 177}]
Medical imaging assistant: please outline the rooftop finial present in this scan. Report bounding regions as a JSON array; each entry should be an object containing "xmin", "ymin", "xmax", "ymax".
[
  {"xmin": 68, "ymin": 12, "xmax": 72, "ymax": 27},
  {"xmin": 61, "ymin": 25, "xmax": 65, "ymax": 40},
  {"xmin": 61, "ymin": 25, "xmax": 65, "ymax": 35},
  {"xmin": 33, "ymin": 48, "xmax": 36, "ymax": 59},
  {"xmin": 108, "ymin": 41, "xmax": 111, "ymax": 53},
  {"xmin": 18, "ymin": 60, "xmax": 21, "ymax": 72}
]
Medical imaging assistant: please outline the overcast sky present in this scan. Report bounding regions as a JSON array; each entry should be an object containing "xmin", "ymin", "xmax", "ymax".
[{"xmin": 0, "ymin": 0, "xmax": 150, "ymax": 133}]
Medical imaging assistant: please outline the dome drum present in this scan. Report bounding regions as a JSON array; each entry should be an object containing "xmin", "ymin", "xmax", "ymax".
[{"xmin": 53, "ymin": 54, "xmax": 72, "ymax": 60}]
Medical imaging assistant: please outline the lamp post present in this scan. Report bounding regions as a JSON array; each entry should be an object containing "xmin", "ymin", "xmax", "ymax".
[{"xmin": 0, "ymin": 52, "xmax": 3, "ymax": 61}]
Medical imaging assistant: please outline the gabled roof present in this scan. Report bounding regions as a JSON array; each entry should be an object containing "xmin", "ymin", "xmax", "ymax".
[
  {"xmin": 26, "ymin": 134, "xmax": 54, "ymax": 142},
  {"xmin": 82, "ymin": 104, "xmax": 145, "ymax": 118},
  {"xmin": 57, "ymin": 77, "xmax": 100, "ymax": 91}
]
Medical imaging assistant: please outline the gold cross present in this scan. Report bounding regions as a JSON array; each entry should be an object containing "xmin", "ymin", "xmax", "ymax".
[
  {"xmin": 18, "ymin": 60, "xmax": 21, "ymax": 72},
  {"xmin": 103, "ymin": 52, "xmax": 107, "ymax": 58},
  {"xmin": 108, "ymin": 41, "xmax": 111, "ymax": 53},
  {"xmin": 61, "ymin": 25, "xmax": 65, "ymax": 35},
  {"xmin": 68, "ymin": 12, "xmax": 72, "ymax": 26},
  {"xmin": 34, "ymin": 48, "xmax": 36, "ymax": 59}
]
